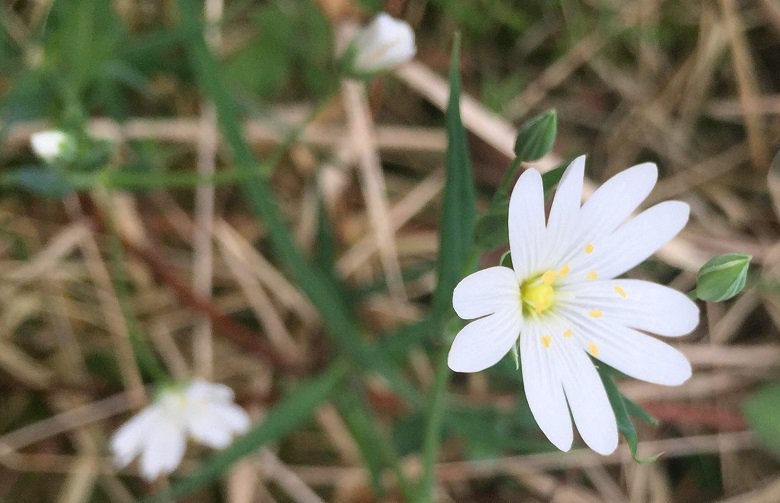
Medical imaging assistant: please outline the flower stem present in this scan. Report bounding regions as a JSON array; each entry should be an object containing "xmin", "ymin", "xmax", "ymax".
[{"xmin": 417, "ymin": 347, "xmax": 450, "ymax": 502}]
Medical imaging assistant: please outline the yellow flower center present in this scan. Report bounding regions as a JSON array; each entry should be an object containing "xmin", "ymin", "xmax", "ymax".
[{"xmin": 521, "ymin": 270, "xmax": 557, "ymax": 316}]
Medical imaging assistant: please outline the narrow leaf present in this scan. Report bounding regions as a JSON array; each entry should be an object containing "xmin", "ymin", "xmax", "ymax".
[
  {"xmin": 431, "ymin": 34, "xmax": 476, "ymax": 318},
  {"xmin": 598, "ymin": 367, "xmax": 660, "ymax": 463}
]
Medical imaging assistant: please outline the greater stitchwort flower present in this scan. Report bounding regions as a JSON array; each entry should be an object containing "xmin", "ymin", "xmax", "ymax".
[
  {"xmin": 110, "ymin": 379, "xmax": 250, "ymax": 480},
  {"xmin": 448, "ymin": 156, "xmax": 699, "ymax": 455},
  {"xmin": 347, "ymin": 13, "xmax": 416, "ymax": 75},
  {"xmin": 30, "ymin": 130, "xmax": 75, "ymax": 163}
]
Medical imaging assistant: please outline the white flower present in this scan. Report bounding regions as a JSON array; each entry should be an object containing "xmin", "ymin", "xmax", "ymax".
[
  {"xmin": 349, "ymin": 13, "xmax": 416, "ymax": 74},
  {"xmin": 448, "ymin": 156, "xmax": 699, "ymax": 455},
  {"xmin": 110, "ymin": 379, "xmax": 250, "ymax": 480},
  {"xmin": 30, "ymin": 130, "xmax": 75, "ymax": 163}
]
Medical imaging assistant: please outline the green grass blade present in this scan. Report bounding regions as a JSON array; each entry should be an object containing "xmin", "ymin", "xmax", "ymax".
[
  {"xmin": 144, "ymin": 362, "xmax": 347, "ymax": 502},
  {"xmin": 419, "ymin": 34, "xmax": 475, "ymax": 502}
]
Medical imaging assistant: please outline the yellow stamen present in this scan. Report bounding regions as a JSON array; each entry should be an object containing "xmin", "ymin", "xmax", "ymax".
[
  {"xmin": 559, "ymin": 264, "xmax": 570, "ymax": 277},
  {"xmin": 563, "ymin": 328, "xmax": 573, "ymax": 339},
  {"xmin": 614, "ymin": 285, "xmax": 627, "ymax": 298},
  {"xmin": 587, "ymin": 342, "xmax": 600, "ymax": 357},
  {"xmin": 589, "ymin": 309, "xmax": 603, "ymax": 318},
  {"xmin": 585, "ymin": 243, "xmax": 594, "ymax": 254},
  {"xmin": 541, "ymin": 335, "xmax": 552, "ymax": 348},
  {"xmin": 521, "ymin": 272, "xmax": 556, "ymax": 315},
  {"xmin": 586, "ymin": 271, "xmax": 598, "ymax": 281},
  {"xmin": 542, "ymin": 270, "xmax": 557, "ymax": 285}
]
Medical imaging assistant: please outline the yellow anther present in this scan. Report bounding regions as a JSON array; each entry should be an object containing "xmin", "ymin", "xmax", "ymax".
[
  {"xmin": 586, "ymin": 271, "xmax": 598, "ymax": 281},
  {"xmin": 614, "ymin": 285, "xmax": 627, "ymax": 298},
  {"xmin": 559, "ymin": 264, "xmax": 570, "ymax": 277},
  {"xmin": 563, "ymin": 328, "xmax": 573, "ymax": 339},
  {"xmin": 589, "ymin": 309, "xmax": 603, "ymax": 318},
  {"xmin": 587, "ymin": 342, "xmax": 600, "ymax": 357},
  {"xmin": 585, "ymin": 243, "xmax": 594, "ymax": 254},
  {"xmin": 542, "ymin": 271, "xmax": 557, "ymax": 285},
  {"xmin": 541, "ymin": 335, "xmax": 552, "ymax": 348},
  {"xmin": 521, "ymin": 271, "xmax": 557, "ymax": 316}
]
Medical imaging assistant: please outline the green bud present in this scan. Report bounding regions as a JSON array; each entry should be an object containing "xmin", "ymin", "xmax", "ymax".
[
  {"xmin": 695, "ymin": 253, "xmax": 751, "ymax": 302},
  {"xmin": 514, "ymin": 109, "xmax": 557, "ymax": 161}
]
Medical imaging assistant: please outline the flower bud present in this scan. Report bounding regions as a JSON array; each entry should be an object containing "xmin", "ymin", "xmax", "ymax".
[
  {"xmin": 348, "ymin": 13, "xmax": 416, "ymax": 75},
  {"xmin": 30, "ymin": 130, "xmax": 76, "ymax": 163},
  {"xmin": 696, "ymin": 253, "xmax": 751, "ymax": 302}
]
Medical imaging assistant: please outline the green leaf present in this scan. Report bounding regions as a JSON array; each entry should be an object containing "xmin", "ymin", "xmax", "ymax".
[
  {"xmin": 419, "ymin": 34, "xmax": 474, "ymax": 503},
  {"xmin": 743, "ymin": 383, "xmax": 780, "ymax": 458},
  {"xmin": 513, "ymin": 109, "xmax": 557, "ymax": 161},
  {"xmin": 431, "ymin": 34, "xmax": 476, "ymax": 319},
  {"xmin": 598, "ymin": 366, "xmax": 660, "ymax": 463},
  {"xmin": 695, "ymin": 253, "xmax": 752, "ymax": 302},
  {"xmin": 145, "ymin": 363, "xmax": 347, "ymax": 502}
]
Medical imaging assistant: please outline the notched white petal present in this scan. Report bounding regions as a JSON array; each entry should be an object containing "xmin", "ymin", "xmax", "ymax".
[
  {"xmin": 110, "ymin": 408, "xmax": 159, "ymax": 469},
  {"xmin": 583, "ymin": 200, "xmax": 690, "ymax": 279},
  {"xmin": 139, "ymin": 417, "xmax": 185, "ymax": 480},
  {"xmin": 520, "ymin": 324, "xmax": 574, "ymax": 452},
  {"xmin": 562, "ymin": 279, "xmax": 699, "ymax": 336},
  {"xmin": 509, "ymin": 169, "xmax": 546, "ymax": 280},
  {"xmin": 544, "ymin": 156, "xmax": 586, "ymax": 267},
  {"xmin": 452, "ymin": 266, "xmax": 519, "ymax": 319},
  {"xmin": 448, "ymin": 309, "xmax": 522, "ymax": 373},
  {"xmin": 561, "ymin": 310, "xmax": 692, "ymax": 386},
  {"xmin": 559, "ymin": 345, "xmax": 618, "ymax": 455}
]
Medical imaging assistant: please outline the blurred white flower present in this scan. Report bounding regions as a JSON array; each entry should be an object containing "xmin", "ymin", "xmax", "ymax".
[
  {"xmin": 448, "ymin": 156, "xmax": 699, "ymax": 455},
  {"xmin": 110, "ymin": 379, "xmax": 250, "ymax": 480},
  {"xmin": 349, "ymin": 13, "xmax": 416, "ymax": 74},
  {"xmin": 30, "ymin": 130, "xmax": 75, "ymax": 163}
]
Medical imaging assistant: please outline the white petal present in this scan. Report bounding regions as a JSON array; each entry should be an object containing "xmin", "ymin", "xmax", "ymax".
[
  {"xmin": 452, "ymin": 266, "xmax": 519, "ymax": 319},
  {"xmin": 186, "ymin": 379, "xmax": 234, "ymax": 403},
  {"xmin": 30, "ymin": 130, "xmax": 69, "ymax": 162},
  {"xmin": 352, "ymin": 13, "xmax": 416, "ymax": 73},
  {"xmin": 186, "ymin": 409, "xmax": 234, "ymax": 449},
  {"xmin": 508, "ymin": 169, "xmax": 546, "ymax": 280},
  {"xmin": 579, "ymin": 162, "xmax": 657, "ymax": 237},
  {"xmin": 558, "ymin": 345, "xmax": 618, "ymax": 455},
  {"xmin": 556, "ymin": 162, "xmax": 658, "ymax": 268},
  {"xmin": 139, "ymin": 416, "xmax": 186, "ymax": 480},
  {"xmin": 560, "ymin": 308, "xmax": 692, "ymax": 385},
  {"xmin": 572, "ymin": 201, "xmax": 689, "ymax": 280},
  {"xmin": 213, "ymin": 402, "xmax": 251, "ymax": 434},
  {"xmin": 543, "ymin": 156, "xmax": 585, "ymax": 268},
  {"xmin": 448, "ymin": 308, "xmax": 522, "ymax": 372},
  {"xmin": 561, "ymin": 279, "xmax": 699, "ymax": 336},
  {"xmin": 186, "ymin": 400, "xmax": 250, "ymax": 449},
  {"xmin": 520, "ymin": 322, "xmax": 573, "ymax": 452},
  {"xmin": 110, "ymin": 407, "xmax": 160, "ymax": 469}
]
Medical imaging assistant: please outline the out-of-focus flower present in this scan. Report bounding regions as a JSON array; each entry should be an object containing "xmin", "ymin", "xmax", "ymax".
[
  {"xmin": 110, "ymin": 379, "xmax": 250, "ymax": 480},
  {"xmin": 347, "ymin": 13, "xmax": 416, "ymax": 75},
  {"xmin": 448, "ymin": 156, "xmax": 699, "ymax": 455},
  {"xmin": 30, "ymin": 130, "xmax": 75, "ymax": 163}
]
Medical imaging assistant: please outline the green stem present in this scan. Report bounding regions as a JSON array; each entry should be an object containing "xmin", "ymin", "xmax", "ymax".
[
  {"xmin": 488, "ymin": 156, "xmax": 522, "ymax": 213},
  {"xmin": 417, "ymin": 348, "xmax": 450, "ymax": 501}
]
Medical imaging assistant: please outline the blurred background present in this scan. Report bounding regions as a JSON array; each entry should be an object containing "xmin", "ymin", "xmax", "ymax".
[{"xmin": 1, "ymin": 0, "xmax": 780, "ymax": 501}]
